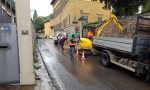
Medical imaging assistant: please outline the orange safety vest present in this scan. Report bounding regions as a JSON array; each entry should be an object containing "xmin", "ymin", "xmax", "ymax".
[
  {"xmin": 88, "ymin": 31, "xmax": 93, "ymax": 37},
  {"xmin": 69, "ymin": 38, "xmax": 76, "ymax": 46}
]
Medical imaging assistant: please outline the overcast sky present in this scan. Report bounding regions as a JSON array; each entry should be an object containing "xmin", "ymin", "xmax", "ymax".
[{"xmin": 30, "ymin": 0, "xmax": 53, "ymax": 17}]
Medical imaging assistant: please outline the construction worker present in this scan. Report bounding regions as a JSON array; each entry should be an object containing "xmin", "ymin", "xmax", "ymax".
[
  {"xmin": 59, "ymin": 36, "xmax": 67, "ymax": 51},
  {"xmin": 69, "ymin": 34, "xmax": 76, "ymax": 58},
  {"xmin": 87, "ymin": 30, "xmax": 94, "ymax": 40}
]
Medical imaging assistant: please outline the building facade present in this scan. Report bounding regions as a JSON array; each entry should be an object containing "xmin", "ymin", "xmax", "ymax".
[
  {"xmin": 44, "ymin": 0, "xmax": 111, "ymax": 37},
  {"xmin": 0, "ymin": 0, "xmax": 15, "ymax": 23},
  {"xmin": 44, "ymin": 21, "xmax": 54, "ymax": 37}
]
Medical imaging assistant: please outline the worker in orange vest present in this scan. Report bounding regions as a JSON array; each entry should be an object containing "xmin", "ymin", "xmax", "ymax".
[
  {"xmin": 69, "ymin": 34, "xmax": 76, "ymax": 58},
  {"xmin": 88, "ymin": 30, "xmax": 94, "ymax": 40}
]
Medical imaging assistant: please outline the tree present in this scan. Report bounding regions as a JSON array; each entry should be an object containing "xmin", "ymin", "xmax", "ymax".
[
  {"xmin": 99, "ymin": 0, "xmax": 147, "ymax": 16},
  {"xmin": 49, "ymin": 13, "xmax": 54, "ymax": 19},
  {"xmin": 33, "ymin": 10, "xmax": 38, "ymax": 21},
  {"xmin": 34, "ymin": 17, "xmax": 44, "ymax": 32},
  {"xmin": 44, "ymin": 13, "xmax": 54, "ymax": 22},
  {"xmin": 34, "ymin": 13, "xmax": 54, "ymax": 32},
  {"xmin": 142, "ymin": 0, "xmax": 150, "ymax": 12}
]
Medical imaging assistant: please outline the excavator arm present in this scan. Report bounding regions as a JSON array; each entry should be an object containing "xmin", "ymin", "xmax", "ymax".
[
  {"xmin": 96, "ymin": 14, "xmax": 124, "ymax": 36},
  {"xmin": 113, "ymin": 18, "xmax": 124, "ymax": 31},
  {"xmin": 96, "ymin": 18, "xmax": 112, "ymax": 36}
]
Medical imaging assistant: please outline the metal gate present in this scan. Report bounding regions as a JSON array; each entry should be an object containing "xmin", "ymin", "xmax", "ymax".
[{"xmin": 0, "ymin": 23, "xmax": 20, "ymax": 85}]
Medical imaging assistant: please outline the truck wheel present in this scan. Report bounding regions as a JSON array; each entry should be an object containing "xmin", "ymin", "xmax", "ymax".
[{"xmin": 100, "ymin": 52, "xmax": 110, "ymax": 67}]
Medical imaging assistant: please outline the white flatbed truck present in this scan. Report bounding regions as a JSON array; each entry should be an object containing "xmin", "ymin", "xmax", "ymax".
[{"xmin": 93, "ymin": 12, "xmax": 150, "ymax": 81}]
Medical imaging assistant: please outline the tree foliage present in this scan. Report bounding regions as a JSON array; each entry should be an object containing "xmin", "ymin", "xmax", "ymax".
[
  {"xmin": 99, "ymin": 0, "xmax": 147, "ymax": 16},
  {"xmin": 142, "ymin": 0, "xmax": 150, "ymax": 12},
  {"xmin": 33, "ymin": 10, "xmax": 38, "ymax": 21},
  {"xmin": 49, "ymin": 13, "xmax": 54, "ymax": 19},
  {"xmin": 44, "ymin": 13, "xmax": 54, "ymax": 22},
  {"xmin": 34, "ymin": 17, "xmax": 44, "ymax": 32},
  {"xmin": 33, "ymin": 12, "xmax": 54, "ymax": 32}
]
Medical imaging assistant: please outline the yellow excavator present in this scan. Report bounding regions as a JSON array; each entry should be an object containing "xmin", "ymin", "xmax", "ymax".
[{"xmin": 79, "ymin": 14, "xmax": 124, "ymax": 52}]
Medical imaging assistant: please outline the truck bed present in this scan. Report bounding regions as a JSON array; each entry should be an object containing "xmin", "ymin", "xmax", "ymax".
[{"xmin": 93, "ymin": 36, "xmax": 133, "ymax": 53}]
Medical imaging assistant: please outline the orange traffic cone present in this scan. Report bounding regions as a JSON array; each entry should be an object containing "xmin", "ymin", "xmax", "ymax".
[
  {"xmin": 63, "ymin": 49, "xmax": 66, "ymax": 55},
  {"xmin": 82, "ymin": 59, "xmax": 85, "ymax": 67},
  {"xmin": 76, "ymin": 55, "xmax": 79, "ymax": 61},
  {"xmin": 81, "ymin": 51, "xmax": 85, "ymax": 60}
]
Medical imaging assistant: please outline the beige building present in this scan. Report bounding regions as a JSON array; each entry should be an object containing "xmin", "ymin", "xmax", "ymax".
[
  {"xmin": 44, "ymin": 0, "xmax": 111, "ymax": 37},
  {"xmin": 44, "ymin": 21, "xmax": 54, "ymax": 37}
]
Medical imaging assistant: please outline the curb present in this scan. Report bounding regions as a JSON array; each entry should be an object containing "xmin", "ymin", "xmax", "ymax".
[{"xmin": 38, "ymin": 47, "xmax": 59, "ymax": 90}]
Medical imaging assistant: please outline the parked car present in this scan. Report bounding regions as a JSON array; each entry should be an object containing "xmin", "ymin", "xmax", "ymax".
[
  {"xmin": 36, "ymin": 35, "xmax": 43, "ymax": 39},
  {"xmin": 52, "ymin": 36, "xmax": 58, "ymax": 45},
  {"xmin": 49, "ymin": 35, "xmax": 54, "ymax": 39}
]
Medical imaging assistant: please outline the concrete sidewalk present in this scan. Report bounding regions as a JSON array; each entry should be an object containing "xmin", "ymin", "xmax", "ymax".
[{"xmin": 35, "ymin": 51, "xmax": 56, "ymax": 90}]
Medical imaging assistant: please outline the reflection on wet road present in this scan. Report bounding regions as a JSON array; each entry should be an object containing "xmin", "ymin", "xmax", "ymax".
[{"xmin": 38, "ymin": 39, "xmax": 150, "ymax": 90}]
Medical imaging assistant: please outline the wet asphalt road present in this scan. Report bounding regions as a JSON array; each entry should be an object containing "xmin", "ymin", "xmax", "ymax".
[{"xmin": 38, "ymin": 39, "xmax": 150, "ymax": 90}]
